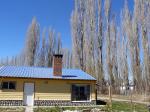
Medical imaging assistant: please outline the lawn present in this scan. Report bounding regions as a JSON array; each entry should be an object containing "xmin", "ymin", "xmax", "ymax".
[
  {"xmin": 0, "ymin": 107, "xmax": 24, "ymax": 112},
  {"xmin": 34, "ymin": 102, "xmax": 149, "ymax": 112},
  {"xmin": 34, "ymin": 106, "xmax": 105, "ymax": 112},
  {"xmin": 110, "ymin": 101, "xmax": 149, "ymax": 112},
  {"xmin": 0, "ymin": 101, "xmax": 148, "ymax": 112}
]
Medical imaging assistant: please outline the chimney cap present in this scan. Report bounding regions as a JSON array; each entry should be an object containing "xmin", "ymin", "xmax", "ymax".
[{"xmin": 53, "ymin": 54, "xmax": 63, "ymax": 58}]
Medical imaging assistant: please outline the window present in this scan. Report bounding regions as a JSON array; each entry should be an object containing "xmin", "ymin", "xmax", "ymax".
[
  {"xmin": 71, "ymin": 84, "xmax": 90, "ymax": 101},
  {"xmin": 2, "ymin": 81, "xmax": 16, "ymax": 90}
]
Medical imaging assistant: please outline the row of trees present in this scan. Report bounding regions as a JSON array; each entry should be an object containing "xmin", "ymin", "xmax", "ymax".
[
  {"xmin": 71, "ymin": 0, "xmax": 150, "ymax": 94},
  {"xmin": 0, "ymin": 18, "xmax": 72, "ymax": 68},
  {"xmin": 0, "ymin": 0, "xmax": 149, "ymax": 94}
]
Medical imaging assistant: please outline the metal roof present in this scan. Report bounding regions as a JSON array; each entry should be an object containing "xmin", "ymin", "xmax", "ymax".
[{"xmin": 0, "ymin": 66, "xmax": 96, "ymax": 81}]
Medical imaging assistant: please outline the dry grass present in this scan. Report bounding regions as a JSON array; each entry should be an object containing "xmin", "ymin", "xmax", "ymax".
[{"xmin": 98, "ymin": 94, "xmax": 150, "ymax": 103}]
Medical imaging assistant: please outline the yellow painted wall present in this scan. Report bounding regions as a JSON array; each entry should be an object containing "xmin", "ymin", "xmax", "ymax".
[{"xmin": 0, "ymin": 78, "xmax": 96, "ymax": 101}]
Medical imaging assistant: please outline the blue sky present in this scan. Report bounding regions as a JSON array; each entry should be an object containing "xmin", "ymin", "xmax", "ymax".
[{"xmin": 0, "ymin": 0, "xmax": 133, "ymax": 58}]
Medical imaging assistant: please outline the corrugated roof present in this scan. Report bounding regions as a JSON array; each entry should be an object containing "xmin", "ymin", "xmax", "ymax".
[{"xmin": 0, "ymin": 66, "xmax": 96, "ymax": 81}]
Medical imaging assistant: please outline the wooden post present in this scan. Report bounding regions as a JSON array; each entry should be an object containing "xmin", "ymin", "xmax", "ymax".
[
  {"xmin": 109, "ymin": 85, "xmax": 112, "ymax": 109},
  {"xmin": 130, "ymin": 89, "xmax": 133, "ymax": 111},
  {"xmin": 95, "ymin": 88, "xmax": 97, "ymax": 102}
]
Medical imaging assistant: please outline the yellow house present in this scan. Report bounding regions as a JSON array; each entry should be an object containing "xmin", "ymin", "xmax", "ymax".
[{"xmin": 0, "ymin": 55, "xmax": 96, "ymax": 106}]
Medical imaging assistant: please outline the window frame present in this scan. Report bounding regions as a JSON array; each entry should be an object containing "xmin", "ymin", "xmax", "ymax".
[
  {"xmin": 71, "ymin": 84, "xmax": 91, "ymax": 102},
  {"xmin": 1, "ymin": 81, "xmax": 16, "ymax": 90}
]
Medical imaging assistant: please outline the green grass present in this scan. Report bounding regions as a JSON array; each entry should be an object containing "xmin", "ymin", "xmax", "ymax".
[
  {"xmin": 110, "ymin": 101, "xmax": 149, "ymax": 112},
  {"xmin": 34, "ymin": 106, "xmax": 107, "ymax": 112},
  {"xmin": 0, "ymin": 107, "xmax": 25, "ymax": 112},
  {"xmin": 34, "ymin": 102, "xmax": 149, "ymax": 112},
  {"xmin": 34, "ymin": 106, "xmax": 61, "ymax": 112},
  {"xmin": 0, "ymin": 102, "xmax": 148, "ymax": 112}
]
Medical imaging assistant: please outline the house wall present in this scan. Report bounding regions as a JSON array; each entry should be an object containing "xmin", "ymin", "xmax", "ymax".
[{"xmin": 0, "ymin": 78, "xmax": 96, "ymax": 101}]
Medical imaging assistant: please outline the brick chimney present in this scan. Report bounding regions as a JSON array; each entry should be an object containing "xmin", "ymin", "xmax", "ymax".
[{"xmin": 53, "ymin": 54, "xmax": 63, "ymax": 76}]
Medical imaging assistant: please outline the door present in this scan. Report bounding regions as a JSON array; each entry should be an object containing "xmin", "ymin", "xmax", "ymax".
[
  {"xmin": 24, "ymin": 83, "xmax": 34, "ymax": 106},
  {"xmin": 71, "ymin": 84, "xmax": 90, "ymax": 101}
]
